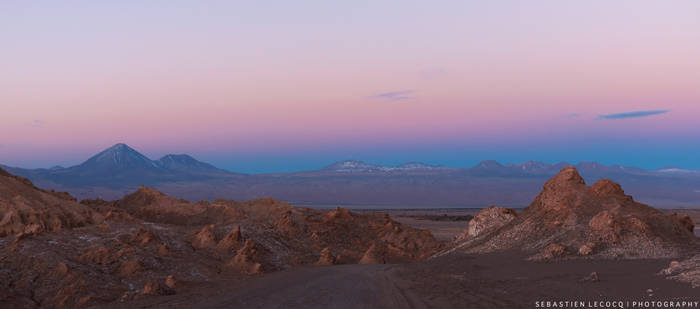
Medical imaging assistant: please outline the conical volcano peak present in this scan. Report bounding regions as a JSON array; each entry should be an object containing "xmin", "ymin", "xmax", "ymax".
[{"xmin": 77, "ymin": 143, "xmax": 159, "ymax": 172}]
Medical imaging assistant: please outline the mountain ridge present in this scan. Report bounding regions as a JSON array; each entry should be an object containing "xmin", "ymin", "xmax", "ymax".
[{"xmin": 2, "ymin": 144, "xmax": 700, "ymax": 206}]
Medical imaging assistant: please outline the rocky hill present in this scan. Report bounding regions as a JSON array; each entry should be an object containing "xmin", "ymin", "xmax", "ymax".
[
  {"xmin": 0, "ymin": 168, "xmax": 100, "ymax": 237},
  {"xmin": 444, "ymin": 166, "xmax": 698, "ymax": 260},
  {"xmin": 0, "ymin": 169, "xmax": 441, "ymax": 308}
]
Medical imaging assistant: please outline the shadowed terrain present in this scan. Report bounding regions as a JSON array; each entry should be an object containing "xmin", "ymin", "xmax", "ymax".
[{"xmin": 1, "ymin": 167, "xmax": 699, "ymax": 308}]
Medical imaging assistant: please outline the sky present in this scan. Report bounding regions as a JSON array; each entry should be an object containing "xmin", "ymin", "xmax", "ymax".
[{"xmin": 1, "ymin": 1, "xmax": 699, "ymax": 173}]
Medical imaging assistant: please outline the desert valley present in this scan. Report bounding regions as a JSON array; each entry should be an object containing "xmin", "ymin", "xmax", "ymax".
[
  {"xmin": 1, "ymin": 165, "xmax": 699, "ymax": 308},
  {"xmin": 3, "ymin": 1, "xmax": 700, "ymax": 308}
]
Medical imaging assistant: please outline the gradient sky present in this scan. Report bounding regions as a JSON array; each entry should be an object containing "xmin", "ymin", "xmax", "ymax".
[{"xmin": 2, "ymin": 1, "xmax": 700, "ymax": 173}]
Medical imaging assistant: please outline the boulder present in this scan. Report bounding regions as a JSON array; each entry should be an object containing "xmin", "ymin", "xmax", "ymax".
[
  {"xmin": 463, "ymin": 206, "xmax": 517, "ymax": 238},
  {"xmin": 315, "ymin": 247, "xmax": 336, "ymax": 266}
]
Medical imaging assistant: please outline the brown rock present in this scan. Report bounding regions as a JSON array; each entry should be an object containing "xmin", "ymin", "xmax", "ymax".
[
  {"xmin": 118, "ymin": 260, "xmax": 144, "ymax": 277},
  {"xmin": 591, "ymin": 179, "xmax": 626, "ymax": 196},
  {"xmin": 104, "ymin": 209, "xmax": 137, "ymax": 222},
  {"xmin": 315, "ymin": 247, "xmax": 336, "ymax": 266},
  {"xmin": 158, "ymin": 243, "xmax": 171, "ymax": 256},
  {"xmin": 581, "ymin": 271, "xmax": 599, "ymax": 282},
  {"xmin": 359, "ymin": 242, "xmax": 387, "ymax": 264},
  {"xmin": 77, "ymin": 295, "xmax": 92, "ymax": 307},
  {"xmin": 141, "ymin": 280, "xmax": 175, "ymax": 295},
  {"xmin": 451, "ymin": 166, "xmax": 698, "ymax": 259},
  {"xmin": 578, "ymin": 242, "xmax": 595, "ymax": 256},
  {"xmin": 323, "ymin": 207, "xmax": 354, "ymax": 222},
  {"xmin": 78, "ymin": 247, "xmax": 111, "ymax": 265},
  {"xmin": 227, "ymin": 239, "xmax": 262, "ymax": 274},
  {"xmin": 54, "ymin": 262, "xmax": 70, "ymax": 276},
  {"xmin": 669, "ymin": 260, "xmax": 681, "ymax": 269},
  {"xmin": 129, "ymin": 227, "xmax": 159, "ymax": 248},
  {"xmin": 165, "ymin": 275, "xmax": 178, "ymax": 289},
  {"xmin": 463, "ymin": 206, "xmax": 517, "ymax": 238},
  {"xmin": 0, "ymin": 169, "xmax": 97, "ymax": 237},
  {"xmin": 116, "ymin": 247, "xmax": 135, "ymax": 258},
  {"xmin": 668, "ymin": 213, "xmax": 695, "ymax": 233},
  {"xmin": 216, "ymin": 226, "xmax": 242, "ymax": 251},
  {"xmin": 538, "ymin": 243, "xmax": 567, "ymax": 260},
  {"xmin": 275, "ymin": 211, "xmax": 300, "ymax": 236},
  {"xmin": 192, "ymin": 224, "xmax": 217, "ymax": 249},
  {"xmin": 52, "ymin": 191, "xmax": 77, "ymax": 202}
]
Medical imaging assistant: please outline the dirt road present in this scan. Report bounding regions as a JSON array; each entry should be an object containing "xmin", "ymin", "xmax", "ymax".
[{"xmin": 115, "ymin": 252, "xmax": 699, "ymax": 309}]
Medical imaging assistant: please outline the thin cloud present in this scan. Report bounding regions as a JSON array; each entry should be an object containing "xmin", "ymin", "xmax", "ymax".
[
  {"xmin": 370, "ymin": 90, "xmax": 415, "ymax": 102},
  {"xmin": 565, "ymin": 113, "xmax": 580, "ymax": 118},
  {"xmin": 596, "ymin": 110, "xmax": 669, "ymax": 120}
]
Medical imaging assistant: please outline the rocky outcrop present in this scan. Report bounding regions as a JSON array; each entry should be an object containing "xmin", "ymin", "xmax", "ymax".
[
  {"xmin": 532, "ymin": 243, "xmax": 567, "ymax": 260},
  {"xmin": 165, "ymin": 275, "xmax": 178, "ymax": 289},
  {"xmin": 118, "ymin": 260, "xmax": 144, "ymax": 277},
  {"xmin": 323, "ymin": 207, "xmax": 354, "ymax": 222},
  {"xmin": 461, "ymin": 206, "xmax": 517, "ymax": 239},
  {"xmin": 0, "ymin": 171, "xmax": 443, "ymax": 308},
  {"xmin": 359, "ymin": 242, "xmax": 387, "ymax": 264},
  {"xmin": 192, "ymin": 224, "xmax": 217, "ymax": 249},
  {"xmin": 78, "ymin": 247, "xmax": 112, "ymax": 265},
  {"xmin": 129, "ymin": 227, "xmax": 159, "ymax": 248},
  {"xmin": 449, "ymin": 166, "xmax": 699, "ymax": 259},
  {"xmin": 660, "ymin": 254, "xmax": 700, "ymax": 288},
  {"xmin": 158, "ymin": 243, "xmax": 171, "ymax": 256},
  {"xmin": 578, "ymin": 242, "xmax": 595, "ymax": 256},
  {"xmin": 141, "ymin": 279, "xmax": 175, "ymax": 295},
  {"xmin": 0, "ymin": 168, "xmax": 99, "ymax": 237},
  {"xmin": 227, "ymin": 239, "xmax": 263, "ymax": 274},
  {"xmin": 315, "ymin": 247, "xmax": 336, "ymax": 266},
  {"xmin": 216, "ymin": 226, "xmax": 242, "ymax": 251}
]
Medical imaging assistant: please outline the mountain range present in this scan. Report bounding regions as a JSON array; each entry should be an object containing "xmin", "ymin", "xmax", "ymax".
[{"xmin": 2, "ymin": 143, "xmax": 700, "ymax": 207}]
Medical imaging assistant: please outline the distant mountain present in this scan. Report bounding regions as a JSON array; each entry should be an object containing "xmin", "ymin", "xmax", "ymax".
[
  {"xmin": 505, "ymin": 161, "xmax": 569, "ymax": 172},
  {"xmin": 2, "ymin": 143, "xmax": 236, "ymax": 189},
  {"xmin": 322, "ymin": 160, "xmax": 385, "ymax": 172},
  {"xmin": 3, "ymin": 147, "xmax": 700, "ymax": 207},
  {"xmin": 156, "ymin": 154, "xmax": 229, "ymax": 175},
  {"xmin": 395, "ymin": 162, "xmax": 445, "ymax": 171},
  {"xmin": 473, "ymin": 160, "xmax": 503, "ymax": 169},
  {"xmin": 70, "ymin": 143, "xmax": 163, "ymax": 176},
  {"xmin": 321, "ymin": 160, "xmax": 448, "ymax": 173},
  {"xmin": 654, "ymin": 167, "xmax": 700, "ymax": 175}
]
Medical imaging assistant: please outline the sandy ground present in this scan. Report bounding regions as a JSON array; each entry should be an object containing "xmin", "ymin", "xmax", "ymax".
[{"xmin": 113, "ymin": 252, "xmax": 699, "ymax": 309}]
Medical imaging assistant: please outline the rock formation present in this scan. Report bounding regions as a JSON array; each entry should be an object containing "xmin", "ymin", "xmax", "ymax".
[
  {"xmin": 461, "ymin": 206, "xmax": 517, "ymax": 239},
  {"xmin": 448, "ymin": 166, "xmax": 698, "ymax": 259},
  {"xmin": 192, "ymin": 224, "xmax": 217, "ymax": 249},
  {"xmin": 129, "ymin": 227, "xmax": 159, "ymax": 248},
  {"xmin": 315, "ymin": 247, "xmax": 336, "ymax": 266},
  {"xmin": 216, "ymin": 225, "xmax": 242, "ymax": 251},
  {"xmin": 141, "ymin": 279, "xmax": 175, "ymax": 295},
  {"xmin": 660, "ymin": 254, "xmax": 700, "ymax": 288},
  {"xmin": 359, "ymin": 242, "xmax": 387, "ymax": 264},
  {"xmin": 0, "ymin": 168, "xmax": 99, "ymax": 237},
  {"xmin": 0, "ymin": 169, "xmax": 442, "ymax": 307},
  {"xmin": 227, "ymin": 239, "xmax": 263, "ymax": 274}
]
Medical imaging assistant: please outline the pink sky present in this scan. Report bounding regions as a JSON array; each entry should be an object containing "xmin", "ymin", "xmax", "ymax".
[{"xmin": 1, "ymin": 1, "xmax": 699, "ymax": 172}]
